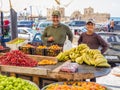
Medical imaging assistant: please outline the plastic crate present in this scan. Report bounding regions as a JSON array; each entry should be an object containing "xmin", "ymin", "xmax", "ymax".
[
  {"xmin": 45, "ymin": 48, "xmax": 62, "ymax": 56},
  {"xmin": 19, "ymin": 46, "xmax": 32, "ymax": 54},
  {"xmin": 30, "ymin": 47, "xmax": 36, "ymax": 55},
  {"xmin": 35, "ymin": 48, "xmax": 45, "ymax": 55}
]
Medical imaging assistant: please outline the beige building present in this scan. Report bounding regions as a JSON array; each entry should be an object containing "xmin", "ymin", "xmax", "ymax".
[
  {"xmin": 71, "ymin": 7, "xmax": 110, "ymax": 23},
  {"xmin": 47, "ymin": 7, "xmax": 65, "ymax": 21}
]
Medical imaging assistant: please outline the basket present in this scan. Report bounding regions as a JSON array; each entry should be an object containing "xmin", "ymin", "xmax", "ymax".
[
  {"xmin": 35, "ymin": 48, "xmax": 45, "ymax": 55},
  {"xmin": 45, "ymin": 48, "xmax": 62, "ymax": 56},
  {"xmin": 30, "ymin": 47, "xmax": 36, "ymax": 55},
  {"xmin": 41, "ymin": 82, "xmax": 112, "ymax": 90},
  {"xmin": 25, "ymin": 80, "xmax": 40, "ymax": 90},
  {"xmin": 19, "ymin": 46, "xmax": 32, "ymax": 54}
]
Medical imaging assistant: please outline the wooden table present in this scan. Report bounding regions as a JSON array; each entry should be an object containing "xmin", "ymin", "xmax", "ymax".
[{"xmin": 0, "ymin": 55, "xmax": 111, "ymax": 88}]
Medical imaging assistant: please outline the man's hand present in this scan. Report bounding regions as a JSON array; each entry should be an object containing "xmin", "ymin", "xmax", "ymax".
[{"xmin": 48, "ymin": 36, "xmax": 54, "ymax": 41}]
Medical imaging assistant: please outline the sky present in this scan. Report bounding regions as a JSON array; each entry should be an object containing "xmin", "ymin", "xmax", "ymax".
[{"xmin": 0, "ymin": 0, "xmax": 120, "ymax": 17}]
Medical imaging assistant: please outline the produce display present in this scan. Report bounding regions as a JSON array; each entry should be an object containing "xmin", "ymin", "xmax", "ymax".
[
  {"xmin": 37, "ymin": 46, "xmax": 47, "ymax": 49},
  {"xmin": 22, "ymin": 44, "xmax": 34, "ymax": 48},
  {"xmin": 48, "ymin": 45, "xmax": 61, "ymax": 50},
  {"xmin": 0, "ymin": 50, "xmax": 38, "ymax": 67},
  {"xmin": 35, "ymin": 46, "xmax": 47, "ymax": 55},
  {"xmin": 38, "ymin": 59, "xmax": 57, "ymax": 65},
  {"xmin": 19, "ymin": 44, "xmax": 35, "ymax": 54},
  {"xmin": 19, "ymin": 45, "xmax": 62, "ymax": 56},
  {"xmin": 0, "ymin": 75, "xmax": 39, "ymax": 90},
  {"xmin": 44, "ymin": 82, "xmax": 108, "ymax": 90},
  {"xmin": 46, "ymin": 45, "xmax": 62, "ymax": 56},
  {"xmin": 7, "ymin": 38, "xmax": 25, "ymax": 44},
  {"xmin": 57, "ymin": 44, "xmax": 110, "ymax": 67}
]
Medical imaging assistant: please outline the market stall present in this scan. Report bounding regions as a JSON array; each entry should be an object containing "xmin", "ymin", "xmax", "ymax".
[
  {"xmin": 0, "ymin": 44, "xmax": 111, "ymax": 89},
  {"xmin": 0, "ymin": 58, "xmax": 111, "ymax": 88}
]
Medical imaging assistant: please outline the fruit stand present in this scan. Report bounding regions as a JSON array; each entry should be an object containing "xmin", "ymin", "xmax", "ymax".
[
  {"xmin": 0, "ymin": 54, "xmax": 111, "ymax": 88},
  {"xmin": 0, "ymin": 44, "xmax": 111, "ymax": 89}
]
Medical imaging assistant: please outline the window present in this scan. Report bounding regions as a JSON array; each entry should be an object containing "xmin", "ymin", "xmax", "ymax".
[{"xmin": 18, "ymin": 29, "xmax": 27, "ymax": 34}]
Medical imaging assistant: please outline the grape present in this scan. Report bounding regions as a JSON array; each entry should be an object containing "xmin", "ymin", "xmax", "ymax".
[{"xmin": 0, "ymin": 75, "xmax": 39, "ymax": 90}]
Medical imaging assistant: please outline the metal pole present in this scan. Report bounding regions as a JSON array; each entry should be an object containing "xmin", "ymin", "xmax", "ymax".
[
  {"xmin": 9, "ymin": 0, "xmax": 12, "ymax": 8},
  {"xmin": 30, "ymin": 6, "xmax": 32, "ymax": 20},
  {"xmin": 9, "ymin": 0, "xmax": 18, "ymax": 40},
  {"xmin": 0, "ymin": 11, "xmax": 3, "ymax": 35}
]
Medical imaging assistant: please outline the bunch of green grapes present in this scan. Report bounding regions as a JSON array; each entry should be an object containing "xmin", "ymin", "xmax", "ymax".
[{"xmin": 0, "ymin": 75, "xmax": 39, "ymax": 90}]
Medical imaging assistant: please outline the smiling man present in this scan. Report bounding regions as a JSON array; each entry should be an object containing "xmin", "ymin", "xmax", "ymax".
[
  {"xmin": 42, "ymin": 10, "xmax": 73, "ymax": 46},
  {"xmin": 78, "ymin": 19, "xmax": 108, "ymax": 54}
]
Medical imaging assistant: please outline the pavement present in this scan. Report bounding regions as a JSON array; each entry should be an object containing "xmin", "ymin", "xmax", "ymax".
[{"xmin": 97, "ymin": 70, "xmax": 120, "ymax": 90}]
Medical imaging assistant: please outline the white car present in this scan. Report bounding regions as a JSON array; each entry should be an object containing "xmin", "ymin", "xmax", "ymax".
[
  {"xmin": 18, "ymin": 27, "xmax": 37, "ymax": 41},
  {"xmin": 36, "ymin": 21, "xmax": 52, "ymax": 34}
]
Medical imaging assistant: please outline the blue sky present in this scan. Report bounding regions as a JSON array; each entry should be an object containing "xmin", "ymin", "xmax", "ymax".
[{"xmin": 0, "ymin": 0, "xmax": 120, "ymax": 17}]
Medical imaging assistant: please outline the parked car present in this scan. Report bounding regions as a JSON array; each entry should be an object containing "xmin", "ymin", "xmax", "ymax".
[
  {"xmin": 114, "ymin": 21, "xmax": 120, "ymax": 30},
  {"xmin": 18, "ymin": 27, "xmax": 37, "ymax": 41},
  {"xmin": 36, "ymin": 21, "xmax": 52, "ymax": 34},
  {"xmin": 107, "ymin": 21, "xmax": 120, "ymax": 30},
  {"xmin": 96, "ymin": 32, "xmax": 120, "ymax": 66},
  {"xmin": 31, "ymin": 33, "xmax": 42, "ymax": 46},
  {"xmin": 95, "ymin": 24, "xmax": 108, "ymax": 32},
  {"xmin": 71, "ymin": 23, "xmax": 108, "ymax": 35},
  {"xmin": 97, "ymin": 32, "xmax": 120, "ymax": 56},
  {"xmin": 17, "ymin": 20, "xmax": 34, "ymax": 28},
  {"xmin": 70, "ymin": 26, "xmax": 87, "ymax": 35},
  {"xmin": 69, "ymin": 20, "xmax": 86, "ymax": 27}
]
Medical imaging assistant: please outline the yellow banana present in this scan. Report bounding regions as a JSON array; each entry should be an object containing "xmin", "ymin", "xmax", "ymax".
[
  {"xmin": 75, "ymin": 56, "xmax": 83, "ymax": 64},
  {"xmin": 96, "ymin": 62, "xmax": 110, "ymax": 67}
]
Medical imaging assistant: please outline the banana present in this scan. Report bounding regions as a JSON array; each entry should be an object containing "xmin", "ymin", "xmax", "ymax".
[
  {"xmin": 64, "ymin": 56, "xmax": 69, "ymax": 60},
  {"xmin": 93, "ymin": 54, "xmax": 104, "ymax": 59},
  {"xmin": 95, "ymin": 58, "xmax": 107, "ymax": 66},
  {"xmin": 82, "ymin": 54, "xmax": 91, "ymax": 65},
  {"xmin": 80, "ymin": 48, "xmax": 89, "ymax": 54},
  {"xmin": 89, "ymin": 59, "xmax": 95, "ymax": 65},
  {"xmin": 96, "ymin": 62, "xmax": 111, "ymax": 67},
  {"xmin": 75, "ymin": 56, "xmax": 83, "ymax": 64},
  {"xmin": 56, "ymin": 52, "xmax": 66, "ymax": 61},
  {"xmin": 56, "ymin": 44, "xmax": 111, "ymax": 67}
]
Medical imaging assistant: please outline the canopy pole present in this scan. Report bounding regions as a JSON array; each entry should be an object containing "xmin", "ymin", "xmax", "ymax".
[{"xmin": 9, "ymin": 0, "xmax": 18, "ymax": 40}]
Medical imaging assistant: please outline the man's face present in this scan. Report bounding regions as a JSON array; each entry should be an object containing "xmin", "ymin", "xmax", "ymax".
[
  {"xmin": 52, "ymin": 15, "xmax": 60, "ymax": 26},
  {"xmin": 86, "ymin": 23, "xmax": 95, "ymax": 33}
]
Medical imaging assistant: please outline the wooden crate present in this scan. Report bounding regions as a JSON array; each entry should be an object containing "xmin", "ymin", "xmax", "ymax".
[
  {"xmin": 6, "ymin": 38, "xmax": 28, "ymax": 50},
  {"xmin": 0, "ymin": 65, "xmax": 48, "ymax": 75}
]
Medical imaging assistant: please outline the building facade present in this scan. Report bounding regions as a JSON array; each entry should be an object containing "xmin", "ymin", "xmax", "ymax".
[{"xmin": 71, "ymin": 7, "xmax": 110, "ymax": 23}]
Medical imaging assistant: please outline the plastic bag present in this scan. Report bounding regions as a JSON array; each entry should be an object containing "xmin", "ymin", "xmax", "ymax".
[
  {"xmin": 60, "ymin": 63, "xmax": 79, "ymax": 73},
  {"xmin": 63, "ymin": 40, "xmax": 72, "ymax": 51}
]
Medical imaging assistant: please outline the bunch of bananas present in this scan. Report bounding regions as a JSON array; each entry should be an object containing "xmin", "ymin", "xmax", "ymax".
[{"xmin": 56, "ymin": 44, "xmax": 110, "ymax": 67}]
